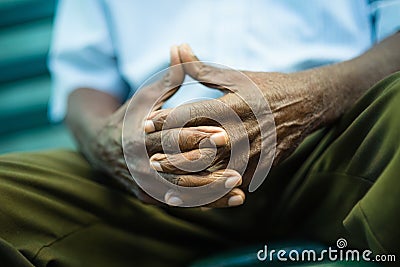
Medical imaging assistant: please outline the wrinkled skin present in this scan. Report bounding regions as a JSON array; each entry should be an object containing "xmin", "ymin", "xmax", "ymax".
[
  {"xmin": 68, "ymin": 33, "xmax": 400, "ymax": 208},
  {"xmin": 145, "ymin": 44, "xmax": 334, "ymax": 203},
  {"xmin": 85, "ymin": 46, "xmax": 245, "ymax": 207},
  {"xmin": 84, "ymin": 47, "xmax": 185, "ymax": 205}
]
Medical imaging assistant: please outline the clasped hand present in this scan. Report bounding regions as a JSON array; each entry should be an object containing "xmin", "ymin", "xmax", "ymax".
[{"xmin": 97, "ymin": 44, "xmax": 327, "ymax": 208}]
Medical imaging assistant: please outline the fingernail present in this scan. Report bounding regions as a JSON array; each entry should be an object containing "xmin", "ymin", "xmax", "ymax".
[
  {"xmin": 228, "ymin": 195, "xmax": 244, "ymax": 207},
  {"xmin": 225, "ymin": 175, "xmax": 241, "ymax": 188},
  {"xmin": 150, "ymin": 160, "xmax": 163, "ymax": 171},
  {"xmin": 144, "ymin": 120, "xmax": 155, "ymax": 133},
  {"xmin": 167, "ymin": 196, "xmax": 183, "ymax": 206},
  {"xmin": 210, "ymin": 132, "xmax": 228, "ymax": 146}
]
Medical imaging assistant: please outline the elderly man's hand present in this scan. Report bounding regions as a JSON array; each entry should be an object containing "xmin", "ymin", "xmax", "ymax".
[
  {"xmin": 81, "ymin": 46, "xmax": 184, "ymax": 205},
  {"xmin": 145, "ymin": 44, "xmax": 332, "ymax": 206},
  {"xmin": 86, "ymin": 46, "xmax": 245, "ymax": 208}
]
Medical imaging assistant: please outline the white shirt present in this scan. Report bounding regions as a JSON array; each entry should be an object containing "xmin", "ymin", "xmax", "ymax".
[{"xmin": 48, "ymin": 0, "xmax": 400, "ymax": 122}]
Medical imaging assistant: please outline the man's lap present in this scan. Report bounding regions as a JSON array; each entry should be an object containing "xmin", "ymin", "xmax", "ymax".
[
  {"xmin": 0, "ymin": 150, "xmax": 235, "ymax": 266},
  {"xmin": 0, "ymin": 72, "xmax": 399, "ymax": 266},
  {"xmin": 272, "ymin": 72, "xmax": 400, "ymax": 255}
]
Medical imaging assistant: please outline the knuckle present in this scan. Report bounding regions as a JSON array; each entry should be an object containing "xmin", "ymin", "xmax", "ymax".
[
  {"xmin": 145, "ymin": 132, "xmax": 161, "ymax": 154},
  {"xmin": 149, "ymin": 153, "xmax": 165, "ymax": 162},
  {"xmin": 187, "ymin": 105, "xmax": 202, "ymax": 124},
  {"xmin": 163, "ymin": 107, "xmax": 187, "ymax": 129},
  {"xmin": 197, "ymin": 63, "xmax": 211, "ymax": 79},
  {"xmin": 185, "ymin": 130, "xmax": 209, "ymax": 148},
  {"xmin": 201, "ymin": 147, "xmax": 217, "ymax": 161},
  {"xmin": 161, "ymin": 130, "xmax": 179, "ymax": 152},
  {"xmin": 152, "ymin": 112, "xmax": 168, "ymax": 130}
]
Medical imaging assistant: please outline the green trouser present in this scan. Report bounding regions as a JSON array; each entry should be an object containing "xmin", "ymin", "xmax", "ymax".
[{"xmin": 0, "ymin": 72, "xmax": 399, "ymax": 267}]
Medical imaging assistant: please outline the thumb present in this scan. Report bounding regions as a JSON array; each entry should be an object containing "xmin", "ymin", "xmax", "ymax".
[
  {"xmin": 164, "ymin": 44, "xmax": 185, "ymax": 91},
  {"xmin": 178, "ymin": 43, "xmax": 232, "ymax": 91},
  {"xmin": 150, "ymin": 45, "xmax": 185, "ymax": 111}
]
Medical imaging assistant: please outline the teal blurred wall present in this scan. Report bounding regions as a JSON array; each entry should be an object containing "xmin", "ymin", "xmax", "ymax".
[{"xmin": 0, "ymin": 0, "xmax": 75, "ymax": 154}]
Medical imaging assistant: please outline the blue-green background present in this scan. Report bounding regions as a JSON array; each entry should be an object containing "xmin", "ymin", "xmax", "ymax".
[{"xmin": 0, "ymin": 0, "xmax": 75, "ymax": 154}]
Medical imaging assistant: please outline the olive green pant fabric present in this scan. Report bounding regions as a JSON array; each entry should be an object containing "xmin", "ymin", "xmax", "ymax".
[{"xmin": 0, "ymin": 72, "xmax": 399, "ymax": 266}]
